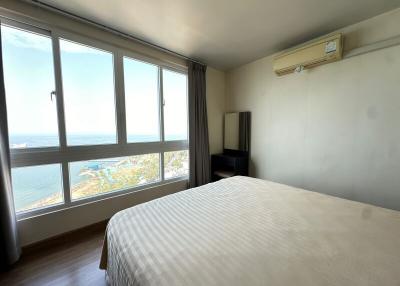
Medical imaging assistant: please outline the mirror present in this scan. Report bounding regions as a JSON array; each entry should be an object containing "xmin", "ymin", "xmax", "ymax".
[{"xmin": 224, "ymin": 112, "xmax": 251, "ymax": 153}]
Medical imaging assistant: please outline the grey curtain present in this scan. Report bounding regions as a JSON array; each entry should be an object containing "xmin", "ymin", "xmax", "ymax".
[
  {"xmin": 239, "ymin": 112, "xmax": 251, "ymax": 152},
  {"xmin": 188, "ymin": 62, "xmax": 211, "ymax": 188},
  {"xmin": 0, "ymin": 25, "xmax": 21, "ymax": 270}
]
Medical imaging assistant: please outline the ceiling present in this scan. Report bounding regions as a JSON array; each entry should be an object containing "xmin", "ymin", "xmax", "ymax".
[{"xmin": 37, "ymin": 0, "xmax": 400, "ymax": 70}]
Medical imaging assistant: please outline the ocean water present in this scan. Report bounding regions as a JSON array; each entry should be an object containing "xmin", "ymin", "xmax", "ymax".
[
  {"xmin": 12, "ymin": 164, "xmax": 63, "ymax": 211},
  {"xmin": 10, "ymin": 134, "xmax": 186, "ymax": 211},
  {"xmin": 10, "ymin": 134, "xmax": 168, "ymax": 148}
]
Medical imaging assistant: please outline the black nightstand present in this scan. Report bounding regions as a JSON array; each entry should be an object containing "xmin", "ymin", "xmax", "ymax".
[{"xmin": 211, "ymin": 152, "xmax": 249, "ymax": 181}]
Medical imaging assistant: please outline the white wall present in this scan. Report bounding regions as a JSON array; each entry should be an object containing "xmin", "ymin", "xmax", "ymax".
[
  {"xmin": 0, "ymin": 0, "xmax": 226, "ymax": 246},
  {"xmin": 226, "ymin": 8, "xmax": 400, "ymax": 211}
]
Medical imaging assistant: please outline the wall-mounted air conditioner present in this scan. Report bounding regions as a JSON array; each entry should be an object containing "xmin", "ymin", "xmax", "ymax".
[{"xmin": 273, "ymin": 34, "xmax": 343, "ymax": 76}]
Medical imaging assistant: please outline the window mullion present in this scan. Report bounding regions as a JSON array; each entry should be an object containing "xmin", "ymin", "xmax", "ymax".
[
  {"xmin": 61, "ymin": 162, "xmax": 71, "ymax": 205},
  {"xmin": 159, "ymin": 67, "xmax": 165, "ymax": 142},
  {"xmin": 51, "ymin": 33, "xmax": 67, "ymax": 149},
  {"xmin": 52, "ymin": 32, "xmax": 71, "ymax": 204},
  {"xmin": 115, "ymin": 50, "xmax": 127, "ymax": 145},
  {"xmin": 159, "ymin": 67, "xmax": 165, "ymax": 181}
]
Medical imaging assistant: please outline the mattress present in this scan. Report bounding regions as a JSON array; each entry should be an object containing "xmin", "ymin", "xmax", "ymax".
[{"xmin": 100, "ymin": 176, "xmax": 400, "ymax": 286}]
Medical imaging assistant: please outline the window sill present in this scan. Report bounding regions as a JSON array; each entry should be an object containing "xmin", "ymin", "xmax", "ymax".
[{"xmin": 17, "ymin": 176, "xmax": 189, "ymax": 221}]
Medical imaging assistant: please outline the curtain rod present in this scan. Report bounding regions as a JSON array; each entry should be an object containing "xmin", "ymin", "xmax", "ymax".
[{"xmin": 26, "ymin": 0, "xmax": 205, "ymax": 66}]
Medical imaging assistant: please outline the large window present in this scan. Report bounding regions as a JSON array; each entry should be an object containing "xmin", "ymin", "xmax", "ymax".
[{"xmin": 1, "ymin": 20, "xmax": 189, "ymax": 218}]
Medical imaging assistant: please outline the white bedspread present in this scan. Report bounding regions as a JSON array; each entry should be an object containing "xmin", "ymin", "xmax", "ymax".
[{"xmin": 101, "ymin": 176, "xmax": 400, "ymax": 286}]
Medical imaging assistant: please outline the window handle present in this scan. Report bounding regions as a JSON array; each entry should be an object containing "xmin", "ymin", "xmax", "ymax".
[{"xmin": 50, "ymin": 90, "xmax": 56, "ymax": 101}]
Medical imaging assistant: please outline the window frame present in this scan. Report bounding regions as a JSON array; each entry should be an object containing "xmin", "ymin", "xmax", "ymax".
[{"xmin": 1, "ymin": 16, "xmax": 189, "ymax": 220}]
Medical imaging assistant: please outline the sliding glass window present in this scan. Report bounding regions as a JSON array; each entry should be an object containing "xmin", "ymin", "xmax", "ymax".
[
  {"xmin": 60, "ymin": 39, "xmax": 117, "ymax": 146},
  {"xmin": 1, "ymin": 19, "xmax": 189, "ymax": 218},
  {"xmin": 163, "ymin": 69, "xmax": 188, "ymax": 141},
  {"xmin": 123, "ymin": 57, "xmax": 159, "ymax": 143},
  {"xmin": 2, "ymin": 25, "xmax": 59, "ymax": 148}
]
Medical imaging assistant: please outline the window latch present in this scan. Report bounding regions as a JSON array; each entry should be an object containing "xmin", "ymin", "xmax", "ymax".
[{"xmin": 50, "ymin": 90, "xmax": 56, "ymax": 101}]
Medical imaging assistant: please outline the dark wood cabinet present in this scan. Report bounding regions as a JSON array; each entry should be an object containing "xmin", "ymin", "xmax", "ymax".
[{"xmin": 211, "ymin": 152, "xmax": 249, "ymax": 181}]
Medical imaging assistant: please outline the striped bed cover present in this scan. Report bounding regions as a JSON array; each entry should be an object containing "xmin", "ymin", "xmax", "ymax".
[{"xmin": 100, "ymin": 176, "xmax": 400, "ymax": 286}]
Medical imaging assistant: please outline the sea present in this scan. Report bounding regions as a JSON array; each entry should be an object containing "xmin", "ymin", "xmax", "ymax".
[
  {"xmin": 10, "ymin": 134, "xmax": 162, "ymax": 148},
  {"xmin": 10, "ymin": 134, "xmax": 185, "ymax": 211}
]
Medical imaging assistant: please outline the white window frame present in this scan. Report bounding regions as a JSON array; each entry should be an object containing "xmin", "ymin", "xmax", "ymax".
[{"xmin": 1, "ymin": 16, "xmax": 189, "ymax": 220}]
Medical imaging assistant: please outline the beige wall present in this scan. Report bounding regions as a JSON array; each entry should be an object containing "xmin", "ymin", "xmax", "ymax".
[
  {"xmin": 0, "ymin": 0, "xmax": 226, "ymax": 245},
  {"xmin": 206, "ymin": 68, "xmax": 226, "ymax": 154},
  {"xmin": 226, "ymin": 8, "xmax": 400, "ymax": 211}
]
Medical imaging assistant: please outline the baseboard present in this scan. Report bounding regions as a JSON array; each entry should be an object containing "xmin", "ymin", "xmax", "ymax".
[{"xmin": 21, "ymin": 219, "xmax": 108, "ymax": 257}]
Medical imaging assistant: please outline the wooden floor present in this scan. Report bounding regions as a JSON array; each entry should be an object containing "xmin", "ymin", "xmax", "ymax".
[{"xmin": 0, "ymin": 224, "xmax": 107, "ymax": 286}]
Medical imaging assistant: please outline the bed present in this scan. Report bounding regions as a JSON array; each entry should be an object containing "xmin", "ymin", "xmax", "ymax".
[{"xmin": 100, "ymin": 176, "xmax": 400, "ymax": 286}]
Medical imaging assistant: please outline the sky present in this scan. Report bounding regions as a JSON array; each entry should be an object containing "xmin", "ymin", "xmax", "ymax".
[{"xmin": 1, "ymin": 24, "xmax": 187, "ymax": 144}]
